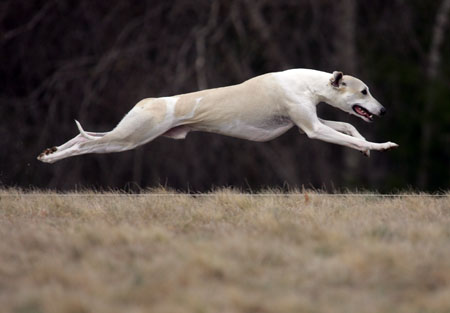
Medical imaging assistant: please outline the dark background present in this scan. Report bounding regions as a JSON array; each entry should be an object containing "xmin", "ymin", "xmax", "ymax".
[{"xmin": 1, "ymin": 0, "xmax": 449, "ymax": 192}]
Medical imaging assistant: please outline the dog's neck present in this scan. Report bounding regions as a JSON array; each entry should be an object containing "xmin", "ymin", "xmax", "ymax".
[
  {"xmin": 303, "ymin": 70, "xmax": 337, "ymax": 105},
  {"xmin": 277, "ymin": 69, "xmax": 336, "ymax": 106}
]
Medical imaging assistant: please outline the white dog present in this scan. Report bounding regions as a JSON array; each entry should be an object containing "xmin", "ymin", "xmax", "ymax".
[{"xmin": 38, "ymin": 69, "xmax": 398, "ymax": 163}]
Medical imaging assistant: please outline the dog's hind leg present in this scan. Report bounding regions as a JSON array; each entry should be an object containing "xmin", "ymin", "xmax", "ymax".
[
  {"xmin": 37, "ymin": 121, "xmax": 114, "ymax": 163},
  {"xmin": 38, "ymin": 98, "xmax": 177, "ymax": 163},
  {"xmin": 51, "ymin": 121, "xmax": 106, "ymax": 151}
]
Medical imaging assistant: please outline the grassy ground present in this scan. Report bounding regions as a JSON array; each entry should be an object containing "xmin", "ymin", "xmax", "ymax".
[{"xmin": 0, "ymin": 189, "xmax": 449, "ymax": 313}]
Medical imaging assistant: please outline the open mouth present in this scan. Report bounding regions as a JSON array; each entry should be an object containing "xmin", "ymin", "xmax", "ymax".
[{"xmin": 352, "ymin": 105, "xmax": 374, "ymax": 121}]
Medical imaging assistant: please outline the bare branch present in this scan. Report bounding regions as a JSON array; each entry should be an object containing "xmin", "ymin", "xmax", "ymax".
[
  {"xmin": 194, "ymin": 0, "xmax": 220, "ymax": 90},
  {"xmin": 2, "ymin": 1, "xmax": 54, "ymax": 42},
  {"xmin": 244, "ymin": 0, "xmax": 290, "ymax": 69}
]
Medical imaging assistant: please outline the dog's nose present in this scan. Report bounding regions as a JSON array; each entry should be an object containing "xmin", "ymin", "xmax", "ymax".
[{"xmin": 379, "ymin": 107, "xmax": 387, "ymax": 116}]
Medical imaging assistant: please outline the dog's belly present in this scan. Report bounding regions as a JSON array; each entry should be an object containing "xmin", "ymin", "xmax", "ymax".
[
  {"xmin": 191, "ymin": 116, "xmax": 294, "ymax": 142},
  {"xmin": 221, "ymin": 123, "xmax": 294, "ymax": 141}
]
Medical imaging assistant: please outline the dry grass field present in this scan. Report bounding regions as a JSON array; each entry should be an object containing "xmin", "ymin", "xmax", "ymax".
[{"xmin": 0, "ymin": 189, "xmax": 449, "ymax": 313}]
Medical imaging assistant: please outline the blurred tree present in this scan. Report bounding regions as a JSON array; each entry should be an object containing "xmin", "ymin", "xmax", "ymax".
[
  {"xmin": 0, "ymin": 0, "xmax": 448, "ymax": 191},
  {"xmin": 418, "ymin": 0, "xmax": 450, "ymax": 188}
]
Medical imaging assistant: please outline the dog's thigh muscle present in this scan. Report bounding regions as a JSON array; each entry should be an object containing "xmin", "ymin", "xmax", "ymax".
[
  {"xmin": 38, "ymin": 100, "xmax": 175, "ymax": 163},
  {"xmin": 97, "ymin": 101, "xmax": 174, "ymax": 149}
]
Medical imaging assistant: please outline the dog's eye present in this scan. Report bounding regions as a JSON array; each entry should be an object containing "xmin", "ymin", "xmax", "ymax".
[{"xmin": 361, "ymin": 89, "xmax": 367, "ymax": 95}]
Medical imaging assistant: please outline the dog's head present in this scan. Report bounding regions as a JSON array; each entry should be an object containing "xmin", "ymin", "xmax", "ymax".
[{"xmin": 329, "ymin": 71, "xmax": 386, "ymax": 122}]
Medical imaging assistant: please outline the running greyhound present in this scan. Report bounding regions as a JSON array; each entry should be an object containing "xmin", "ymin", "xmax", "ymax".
[{"xmin": 38, "ymin": 69, "xmax": 398, "ymax": 163}]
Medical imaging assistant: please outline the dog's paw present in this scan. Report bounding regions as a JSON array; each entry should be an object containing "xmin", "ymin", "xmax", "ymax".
[
  {"xmin": 382, "ymin": 142, "xmax": 399, "ymax": 151},
  {"xmin": 37, "ymin": 146, "xmax": 57, "ymax": 160}
]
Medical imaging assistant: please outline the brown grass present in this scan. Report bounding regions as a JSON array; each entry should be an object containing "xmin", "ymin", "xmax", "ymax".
[{"xmin": 0, "ymin": 189, "xmax": 449, "ymax": 313}]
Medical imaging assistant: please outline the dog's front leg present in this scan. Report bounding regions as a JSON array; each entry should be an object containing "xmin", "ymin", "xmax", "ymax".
[
  {"xmin": 319, "ymin": 119, "xmax": 370, "ymax": 156},
  {"xmin": 319, "ymin": 119, "xmax": 364, "ymax": 139},
  {"xmin": 289, "ymin": 103, "xmax": 398, "ymax": 154},
  {"xmin": 304, "ymin": 122, "xmax": 398, "ymax": 153}
]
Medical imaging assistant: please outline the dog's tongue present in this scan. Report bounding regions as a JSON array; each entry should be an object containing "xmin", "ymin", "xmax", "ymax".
[
  {"xmin": 355, "ymin": 106, "xmax": 369, "ymax": 118},
  {"xmin": 355, "ymin": 106, "xmax": 365, "ymax": 115}
]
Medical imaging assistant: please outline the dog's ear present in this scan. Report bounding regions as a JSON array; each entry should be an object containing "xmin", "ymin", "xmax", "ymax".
[{"xmin": 330, "ymin": 71, "xmax": 344, "ymax": 88}]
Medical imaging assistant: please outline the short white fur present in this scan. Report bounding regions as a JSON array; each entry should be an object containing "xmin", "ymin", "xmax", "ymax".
[{"xmin": 38, "ymin": 69, "xmax": 398, "ymax": 163}]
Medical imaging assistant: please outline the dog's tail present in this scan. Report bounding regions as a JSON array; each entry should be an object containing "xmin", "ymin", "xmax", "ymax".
[{"xmin": 75, "ymin": 120, "xmax": 97, "ymax": 140}]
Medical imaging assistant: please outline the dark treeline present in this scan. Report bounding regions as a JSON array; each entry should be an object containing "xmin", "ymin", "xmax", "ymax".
[{"xmin": 1, "ymin": 0, "xmax": 449, "ymax": 191}]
